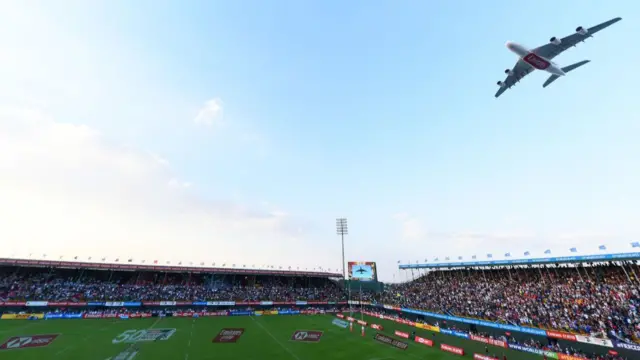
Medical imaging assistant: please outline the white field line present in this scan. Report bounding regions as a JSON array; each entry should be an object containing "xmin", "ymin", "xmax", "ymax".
[
  {"xmin": 184, "ymin": 319, "xmax": 195, "ymax": 360},
  {"xmin": 54, "ymin": 321, "xmax": 116, "ymax": 357},
  {"xmin": 250, "ymin": 315, "xmax": 301, "ymax": 360}
]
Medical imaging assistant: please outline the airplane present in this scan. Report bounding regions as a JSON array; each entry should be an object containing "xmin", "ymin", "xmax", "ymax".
[
  {"xmin": 495, "ymin": 17, "xmax": 622, "ymax": 98},
  {"xmin": 355, "ymin": 267, "xmax": 368, "ymax": 274}
]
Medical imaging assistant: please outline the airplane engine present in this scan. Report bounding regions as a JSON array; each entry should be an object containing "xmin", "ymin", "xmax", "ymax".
[
  {"xmin": 497, "ymin": 81, "xmax": 506, "ymax": 88},
  {"xmin": 550, "ymin": 37, "xmax": 561, "ymax": 45},
  {"xmin": 576, "ymin": 26, "xmax": 588, "ymax": 35},
  {"xmin": 504, "ymin": 69, "xmax": 514, "ymax": 76}
]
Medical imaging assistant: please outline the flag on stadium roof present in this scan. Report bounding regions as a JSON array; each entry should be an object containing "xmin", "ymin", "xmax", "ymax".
[
  {"xmin": 524, "ymin": 251, "xmax": 530, "ymax": 256},
  {"xmin": 544, "ymin": 249, "xmax": 551, "ymax": 254},
  {"xmin": 445, "ymin": 257, "xmax": 450, "ymax": 260},
  {"xmin": 397, "ymin": 260, "xmax": 400, "ymax": 263},
  {"xmin": 472, "ymin": 255, "xmax": 476, "ymax": 259},
  {"xmin": 128, "ymin": 259, "xmax": 133, "ymax": 262},
  {"xmin": 487, "ymin": 254, "xmax": 492, "ymax": 258},
  {"xmin": 424, "ymin": 259, "xmax": 428, "ymax": 262},
  {"xmin": 102, "ymin": 257, "xmax": 106, "ymax": 261},
  {"xmin": 570, "ymin": 247, "xmax": 577, "ymax": 253},
  {"xmin": 153, "ymin": 260, "xmax": 158, "ymax": 264},
  {"xmin": 632, "ymin": 241, "xmax": 640, "ymax": 248},
  {"xmin": 458, "ymin": 256, "xmax": 462, "ymax": 260},
  {"xmin": 115, "ymin": 258, "xmax": 119, "ymax": 262},
  {"xmin": 434, "ymin": 257, "xmax": 439, "ymax": 261},
  {"xmin": 505, "ymin": 253, "xmax": 511, "ymax": 257},
  {"xmin": 74, "ymin": 256, "xmax": 78, "ymax": 259},
  {"xmin": 599, "ymin": 245, "xmax": 607, "ymax": 250}
]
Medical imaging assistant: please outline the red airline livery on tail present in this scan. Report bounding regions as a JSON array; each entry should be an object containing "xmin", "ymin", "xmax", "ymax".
[{"xmin": 495, "ymin": 17, "xmax": 621, "ymax": 98}]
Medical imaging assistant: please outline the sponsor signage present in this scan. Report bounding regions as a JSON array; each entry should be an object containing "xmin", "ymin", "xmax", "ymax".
[
  {"xmin": 374, "ymin": 333, "xmax": 408, "ymax": 350},
  {"xmin": 356, "ymin": 320, "xmax": 367, "ymax": 326},
  {"xmin": 440, "ymin": 344, "xmax": 465, "ymax": 356},
  {"xmin": 470, "ymin": 334, "xmax": 508, "ymax": 348},
  {"xmin": 212, "ymin": 328, "xmax": 245, "ymax": 343},
  {"xmin": 394, "ymin": 330, "xmax": 410, "ymax": 339},
  {"xmin": 160, "ymin": 301, "xmax": 176, "ymax": 306},
  {"xmin": 205, "ymin": 301, "xmax": 235, "ymax": 306},
  {"xmin": 332, "ymin": 319, "xmax": 349, "ymax": 329},
  {"xmin": 415, "ymin": 336, "xmax": 433, "ymax": 347},
  {"xmin": 574, "ymin": 335, "xmax": 613, "ymax": 348},
  {"xmin": 336, "ymin": 314, "xmax": 344, "ymax": 319},
  {"xmin": 558, "ymin": 354, "xmax": 587, "ymax": 360},
  {"xmin": 474, "ymin": 354, "xmax": 499, "ymax": 360},
  {"xmin": 0, "ymin": 334, "xmax": 59, "ymax": 350},
  {"xmin": 290, "ymin": 331, "xmax": 323, "ymax": 342},
  {"xmin": 508, "ymin": 343, "xmax": 545, "ymax": 355},
  {"xmin": 105, "ymin": 302, "xmax": 124, "ymax": 307},
  {"xmin": 0, "ymin": 313, "xmax": 44, "ymax": 320},
  {"xmin": 614, "ymin": 341, "xmax": 640, "ymax": 352},
  {"xmin": 371, "ymin": 324, "xmax": 383, "ymax": 331},
  {"xmin": 546, "ymin": 330, "xmax": 577, "ymax": 341},
  {"xmin": 441, "ymin": 329, "xmax": 469, "ymax": 339},
  {"xmin": 260, "ymin": 301, "xmax": 273, "ymax": 306},
  {"xmin": 25, "ymin": 301, "xmax": 48, "ymax": 307}
]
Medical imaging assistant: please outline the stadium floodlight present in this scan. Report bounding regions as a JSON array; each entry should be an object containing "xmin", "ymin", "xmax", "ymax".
[{"xmin": 336, "ymin": 218, "xmax": 348, "ymax": 281}]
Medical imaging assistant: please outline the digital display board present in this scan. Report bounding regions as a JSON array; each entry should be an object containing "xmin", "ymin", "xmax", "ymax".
[{"xmin": 347, "ymin": 261, "xmax": 377, "ymax": 281}]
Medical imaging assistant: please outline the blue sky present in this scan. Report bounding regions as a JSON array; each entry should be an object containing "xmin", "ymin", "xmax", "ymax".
[{"xmin": 0, "ymin": 1, "xmax": 638, "ymax": 281}]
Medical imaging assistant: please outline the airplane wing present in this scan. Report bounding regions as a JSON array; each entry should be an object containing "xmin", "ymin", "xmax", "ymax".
[
  {"xmin": 494, "ymin": 59, "xmax": 535, "ymax": 98},
  {"xmin": 533, "ymin": 17, "xmax": 622, "ymax": 60}
]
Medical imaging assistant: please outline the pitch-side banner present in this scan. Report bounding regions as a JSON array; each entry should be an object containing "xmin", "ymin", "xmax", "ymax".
[{"xmin": 574, "ymin": 335, "xmax": 613, "ymax": 348}]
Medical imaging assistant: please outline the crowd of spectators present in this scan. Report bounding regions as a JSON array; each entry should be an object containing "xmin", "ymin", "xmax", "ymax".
[
  {"xmin": 0, "ymin": 268, "xmax": 346, "ymax": 302},
  {"xmin": 378, "ymin": 264, "xmax": 640, "ymax": 345}
]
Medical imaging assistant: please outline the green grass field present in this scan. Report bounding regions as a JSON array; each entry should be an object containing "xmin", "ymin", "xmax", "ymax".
[{"xmin": 0, "ymin": 313, "xmax": 539, "ymax": 360}]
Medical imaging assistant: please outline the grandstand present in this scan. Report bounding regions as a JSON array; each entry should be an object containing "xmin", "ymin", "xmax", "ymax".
[
  {"xmin": 380, "ymin": 252, "xmax": 640, "ymax": 359},
  {"xmin": 0, "ymin": 256, "xmax": 637, "ymax": 359}
]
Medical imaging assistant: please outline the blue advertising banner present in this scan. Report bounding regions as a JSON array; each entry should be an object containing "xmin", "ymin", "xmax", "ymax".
[
  {"xmin": 229, "ymin": 311, "xmax": 252, "ymax": 316},
  {"xmin": 402, "ymin": 308, "xmax": 547, "ymax": 336},
  {"xmin": 440, "ymin": 329, "xmax": 470, "ymax": 339}
]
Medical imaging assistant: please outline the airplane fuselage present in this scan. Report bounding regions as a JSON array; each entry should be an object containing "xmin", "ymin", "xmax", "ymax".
[{"xmin": 506, "ymin": 42, "xmax": 565, "ymax": 76}]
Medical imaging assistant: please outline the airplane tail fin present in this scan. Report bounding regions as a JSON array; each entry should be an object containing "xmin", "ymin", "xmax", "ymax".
[{"xmin": 542, "ymin": 60, "xmax": 591, "ymax": 88}]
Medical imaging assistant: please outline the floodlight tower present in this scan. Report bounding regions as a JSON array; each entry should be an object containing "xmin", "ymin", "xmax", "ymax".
[
  {"xmin": 336, "ymin": 218, "xmax": 348, "ymax": 281},
  {"xmin": 336, "ymin": 217, "xmax": 350, "ymax": 313}
]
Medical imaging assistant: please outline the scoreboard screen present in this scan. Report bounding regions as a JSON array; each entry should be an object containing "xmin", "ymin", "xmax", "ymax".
[{"xmin": 347, "ymin": 261, "xmax": 377, "ymax": 281}]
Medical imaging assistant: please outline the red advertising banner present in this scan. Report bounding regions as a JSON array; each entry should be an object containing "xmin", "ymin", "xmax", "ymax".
[
  {"xmin": 336, "ymin": 314, "xmax": 344, "ymax": 319},
  {"xmin": 394, "ymin": 330, "xmax": 410, "ymax": 339},
  {"xmin": 356, "ymin": 320, "xmax": 367, "ymax": 326},
  {"xmin": 441, "ymin": 344, "xmax": 465, "ymax": 356},
  {"xmin": 415, "ymin": 336, "xmax": 434, "ymax": 347},
  {"xmin": 371, "ymin": 324, "xmax": 383, "ymax": 331},
  {"xmin": 546, "ymin": 331, "xmax": 577, "ymax": 342},
  {"xmin": 470, "ymin": 334, "xmax": 508, "ymax": 348},
  {"xmin": 474, "ymin": 354, "xmax": 499, "ymax": 360},
  {"xmin": 558, "ymin": 354, "xmax": 587, "ymax": 360}
]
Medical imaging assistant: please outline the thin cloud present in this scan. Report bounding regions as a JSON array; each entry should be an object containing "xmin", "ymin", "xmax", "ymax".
[{"xmin": 194, "ymin": 98, "xmax": 224, "ymax": 127}]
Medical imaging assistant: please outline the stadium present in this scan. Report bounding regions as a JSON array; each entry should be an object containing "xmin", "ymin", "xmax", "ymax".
[
  {"xmin": 1, "ymin": 251, "xmax": 638, "ymax": 359},
  {"xmin": 2, "ymin": 2, "xmax": 638, "ymax": 360}
]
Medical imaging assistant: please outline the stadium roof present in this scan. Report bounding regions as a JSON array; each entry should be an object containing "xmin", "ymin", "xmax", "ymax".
[
  {"xmin": 398, "ymin": 252, "xmax": 640, "ymax": 270},
  {"xmin": 0, "ymin": 258, "xmax": 342, "ymax": 278}
]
